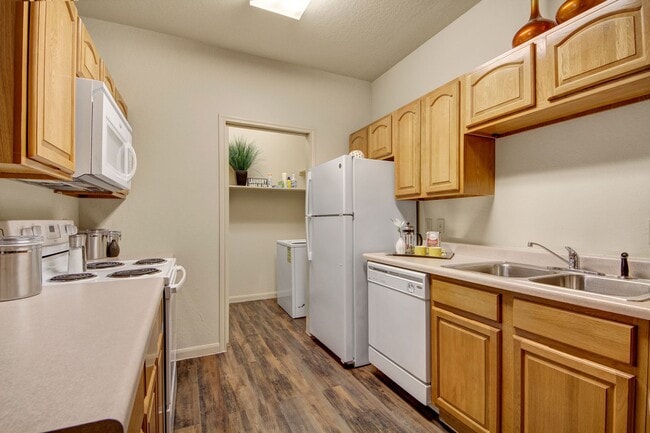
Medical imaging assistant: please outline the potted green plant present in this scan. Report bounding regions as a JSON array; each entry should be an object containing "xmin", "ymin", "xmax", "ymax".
[{"xmin": 228, "ymin": 136, "xmax": 260, "ymax": 186}]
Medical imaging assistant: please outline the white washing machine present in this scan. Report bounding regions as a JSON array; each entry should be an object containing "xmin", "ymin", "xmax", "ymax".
[{"xmin": 276, "ymin": 239, "xmax": 307, "ymax": 318}]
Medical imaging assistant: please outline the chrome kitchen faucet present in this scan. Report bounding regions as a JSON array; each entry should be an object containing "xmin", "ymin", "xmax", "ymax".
[{"xmin": 527, "ymin": 241, "xmax": 580, "ymax": 270}]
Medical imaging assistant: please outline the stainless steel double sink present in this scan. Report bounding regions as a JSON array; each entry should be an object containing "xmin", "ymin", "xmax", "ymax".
[{"xmin": 443, "ymin": 261, "xmax": 650, "ymax": 301}]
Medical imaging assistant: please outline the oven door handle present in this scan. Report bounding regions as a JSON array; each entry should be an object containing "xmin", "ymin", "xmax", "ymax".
[{"xmin": 170, "ymin": 265, "xmax": 186, "ymax": 294}]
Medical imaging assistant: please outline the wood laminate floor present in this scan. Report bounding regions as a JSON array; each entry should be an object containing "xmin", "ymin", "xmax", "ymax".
[{"xmin": 174, "ymin": 299, "xmax": 449, "ymax": 433}]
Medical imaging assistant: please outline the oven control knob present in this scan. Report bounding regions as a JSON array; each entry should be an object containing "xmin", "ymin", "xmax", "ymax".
[
  {"xmin": 65, "ymin": 224, "xmax": 78, "ymax": 235},
  {"xmin": 21, "ymin": 227, "xmax": 33, "ymax": 236},
  {"xmin": 32, "ymin": 226, "xmax": 42, "ymax": 236}
]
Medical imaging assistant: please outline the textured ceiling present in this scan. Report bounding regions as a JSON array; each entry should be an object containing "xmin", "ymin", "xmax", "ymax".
[{"xmin": 76, "ymin": 0, "xmax": 480, "ymax": 81}]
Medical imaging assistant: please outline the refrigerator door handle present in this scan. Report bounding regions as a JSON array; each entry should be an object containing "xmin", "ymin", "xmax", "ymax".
[{"xmin": 306, "ymin": 171, "xmax": 313, "ymax": 261}]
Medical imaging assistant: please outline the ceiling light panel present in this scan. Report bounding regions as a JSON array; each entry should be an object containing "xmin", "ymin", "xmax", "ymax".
[{"xmin": 250, "ymin": 0, "xmax": 311, "ymax": 20}]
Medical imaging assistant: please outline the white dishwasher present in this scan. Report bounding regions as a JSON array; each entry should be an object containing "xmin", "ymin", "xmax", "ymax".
[{"xmin": 367, "ymin": 261, "xmax": 431, "ymax": 405}]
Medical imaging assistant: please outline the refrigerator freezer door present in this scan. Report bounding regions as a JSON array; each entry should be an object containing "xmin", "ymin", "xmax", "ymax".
[
  {"xmin": 308, "ymin": 155, "xmax": 353, "ymax": 216},
  {"xmin": 308, "ymin": 215, "xmax": 354, "ymax": 364}
]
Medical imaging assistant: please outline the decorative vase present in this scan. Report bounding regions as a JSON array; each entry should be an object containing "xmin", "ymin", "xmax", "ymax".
[
  {"xmin": 235, "ymin": 170, "xmax": 248, "ymax": 186},
  {"xmin": 395, "ymin": 236, "xmax": 406, "ymax": 255},
  {"xmin": 555, "ymin": 0, "xmax": 604, "ymax": 24},
  {"xmin": 512, "ymin": 0, "xmax": 557, "ymax": 47}
]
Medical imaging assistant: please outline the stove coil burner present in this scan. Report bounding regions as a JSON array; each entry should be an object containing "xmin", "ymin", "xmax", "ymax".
[
  {"xmin": 107, "ymin": 268, "xmax": 162, "ymax": 278},
  {"xmin": 86, "ymin": 261, "xmax": 124, "ymax": 270},
  {"xmin": 49, "ymin": 273, "xmax": 97, "ymax": 282},
  {"xmin": 134, "ymin": 258, "xmax": 167, "ymax": 265}
]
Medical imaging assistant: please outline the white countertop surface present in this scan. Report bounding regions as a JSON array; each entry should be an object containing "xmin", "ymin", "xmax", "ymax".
[
  {"xmin": 365, "ymin": 243, "xmax": 650, "ymax": 320},
  {"xmin": 0, "ymin": 278, "xmax": 164, "ymax": 433}
]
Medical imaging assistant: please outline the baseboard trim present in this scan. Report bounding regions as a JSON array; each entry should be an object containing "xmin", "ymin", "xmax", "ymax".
[
  {"xmin": 176, "ymin": 342, "xmax": 223, "ymax": 360},
  {"xmin": 229, "ymin": 291, "xmax": 277, "ymax": 304}
]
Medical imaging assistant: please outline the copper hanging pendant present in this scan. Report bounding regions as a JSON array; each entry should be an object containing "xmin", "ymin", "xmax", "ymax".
[
  {"xmin": 512, "ymin": 0, "xmax": 557, "ymax": 47},
  {"xmin": 555, "ymin": 0, "xmax": 605, "ymax": 24}
]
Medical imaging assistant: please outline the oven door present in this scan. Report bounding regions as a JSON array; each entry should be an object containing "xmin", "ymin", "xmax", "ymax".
[
  {"xmin": 90, "ymin": 86, "xmax": 137, "ymax": 191},
  {"xmin": 165, "ymin": 265, "xmax": 186, "ymax": 433}
]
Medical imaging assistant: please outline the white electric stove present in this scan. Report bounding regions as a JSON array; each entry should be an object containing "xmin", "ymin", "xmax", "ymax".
[{"xmin": 0, "ymin": 220, "xmax": 185, "ymax": 433}]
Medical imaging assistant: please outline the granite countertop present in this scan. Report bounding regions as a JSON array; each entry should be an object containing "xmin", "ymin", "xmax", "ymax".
[
  {"xmin": 365, "ymin": 243, "xmax": 650, "ymax": 320},
  {"xmin": 0, "ymin": 278, "xmax": 164, "ymax": 433}
]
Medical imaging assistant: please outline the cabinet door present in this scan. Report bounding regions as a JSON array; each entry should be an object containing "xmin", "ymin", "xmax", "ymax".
[
  {"xmin": 367, "ymin": 115, "xmax": 392, "ymax": 159},
  {"xmin": 27, "ymin": 0, "xmax": 77, "ymax": 174},
  {"xmin": 513, "ymin": 336, "xmax": 634, "ymax": 433},
  {"xmin": 349, "ymin": 127, "xmax": 368, "ymax": 155},
  {"xmin": 101, "ymin": 60, "xmax": 117, "ymax": 98},
  {"xmin": 393, "ymin": 101, "xmax": 420, "ymax": 198},
  {"xmin": 76, "ymin": 18, "xmax": 101, "ymax": 80},
  {"xmin": 421, "ymin": 80, "xmax": 460, "ymax": 196},
  {"xmin": 465, "ymin": 44, "xmax": 536, "ymax": 128},
  {"xmin": 544, "ymin": 0, "xmax": 650, "ymax": 101},
  {"xmin": 432, "ymin": 307, "xmax": 500, "ymax": 433}
]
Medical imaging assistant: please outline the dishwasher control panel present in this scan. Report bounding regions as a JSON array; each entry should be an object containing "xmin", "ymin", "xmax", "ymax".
[{"xmin": 367, "ymin": 262, "xmax": 429, "ymax": 299}]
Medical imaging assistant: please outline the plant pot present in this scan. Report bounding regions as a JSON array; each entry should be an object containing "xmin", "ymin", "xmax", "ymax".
[{"xmin": 235, "ymin": 170, "xmax": 248, "ymax": 186}]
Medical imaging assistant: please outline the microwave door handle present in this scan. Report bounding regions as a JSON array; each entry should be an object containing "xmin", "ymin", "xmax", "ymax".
[{"xmin": 125, "ymin": 144, "xmax": 137, "ymax": 180}]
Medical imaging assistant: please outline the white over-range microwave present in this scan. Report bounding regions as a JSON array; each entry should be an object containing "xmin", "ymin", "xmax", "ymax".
[
  {"xmin": 74, "ymin": 77, "xmax": 136, "ymax": 191},
  {"xmin": 24, "ymin": 78, "xmax": 136, "ymax": 193}
]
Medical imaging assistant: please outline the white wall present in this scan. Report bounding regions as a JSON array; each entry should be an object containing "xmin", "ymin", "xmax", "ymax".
[
  {"xmin": 0, "ymin": 180, "xmax": 78, "ymax": 221},
  {"xmin": 227, "ymin": 127, "xmax": 308, "ymax": 302},
  {"xmin": 79, "ymin": 18, "xmax": 371, "ymax": 357},
  {"xmin": 371, "ymin": 0, "xmax": 650, "ymax": 258}
]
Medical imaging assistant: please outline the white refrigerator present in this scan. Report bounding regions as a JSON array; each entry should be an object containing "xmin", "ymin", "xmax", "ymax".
[{"xmin": 306, "ymin": 155, "xmax": 416, "ymax": 367}]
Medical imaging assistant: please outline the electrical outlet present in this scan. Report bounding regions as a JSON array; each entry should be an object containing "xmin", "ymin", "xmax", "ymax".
[
  {"xmin": 437, "ymin": 218, "xmax": 445, "ymax": 233},
  {"xmin": 425, "ymin": 218, "xmax": 433, "ymax": 231}
]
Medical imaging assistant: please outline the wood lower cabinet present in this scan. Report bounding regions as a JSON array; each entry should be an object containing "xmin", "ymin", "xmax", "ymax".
[
  {"xmin": 513, "ymin": 336, "xmax": 634, "ymax": 433},
  {"xmin": 431, "ymin": 278, "xmax": 501, "ymax": 433},
  {"xmin": 0, "ymin": 0, "xmax": 76, "ymax": 179},
  {"xmin": 349, "ymin": 127, "xmax": 368, "ymax": 155},
  {"xmin": 431, "ymin": 277, "xmax": 648, "ymax": 433},
  {"xmin": 433, "ymin": 307, "xmax": 501, "ymax": 433},
  {"xmin": 367, "ymin": 115, "xmax": 392, "ymax": 159}
]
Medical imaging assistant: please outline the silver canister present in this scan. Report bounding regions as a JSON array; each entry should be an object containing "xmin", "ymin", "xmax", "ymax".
[
  {"xmin": 68, "ymin": 234, "xmax": 86, "ymax": 274},
  {"xmin": 81, "ymin": 229, "xmax": 109, "ymax": 261},
  {"xmin": 0, "ymin": 236, "xmax": 43, "ymax": 302}
]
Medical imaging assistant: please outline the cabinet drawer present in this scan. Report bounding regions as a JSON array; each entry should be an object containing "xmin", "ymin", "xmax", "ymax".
[
  {"xmin": 544, "ymin": 0, "xmax": 650, "ymax": 101},
  {"xmin": 432, "ymin": 279, "xmax": 500, "ymax": 322},
  {"xmin": 464, "ymin": 43, "xmax": 536, "ymax": 127},
  {"xmin": 513, "ymin": 298, "xmax": 636, "ymax": 364}
]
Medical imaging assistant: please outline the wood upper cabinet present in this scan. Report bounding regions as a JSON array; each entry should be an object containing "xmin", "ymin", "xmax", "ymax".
[
  {"xmin": 76, "ymin": 17, "xmax": 101, "ymax": 80},
  {"xmin": 542, "ymin": 0, "xmax": 650, "ymax": 101},
  {"xmin": 0, "ymin": 0, "xmax": 77, "ymax": 179},
  {"xmin": 464, "ymin": 43, "xmax": 536, "ymax": 128},
  {"xmin": 393, "ymin": 101, "xmax": 421, "ymax": 198},
  {"xmin": 465, "ymin": 0, "xmax": 650, "ymax": 137},
  {"xmin": 101, "ymin": 60, "xmax": 117, "ymax": 98},
  {"xmin": 367, "ymin": 115, "xmax": 392, "ymax": 159},
  {"xmin": 431, "ymin": 280, "xmax": 501, "ymax": 433},
  {"xmin": 421, "ymin": 80, "xmax": 461, "ymax": 196},
  {"xmin": 394, "ymin": 79, "xmax": 495, "ymax": 201},
  {"xmin": 349, "ymin": 127, "xmax": 368, "ymax": 156},
  {"xmin": 28, "ymin": 0, "xmax": 77, "ymax": 174}
]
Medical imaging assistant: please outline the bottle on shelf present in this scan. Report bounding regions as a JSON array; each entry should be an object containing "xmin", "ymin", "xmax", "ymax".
[{"xmin": 267, "ymin": 173, "xmax": 273, "ymax": 188}]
